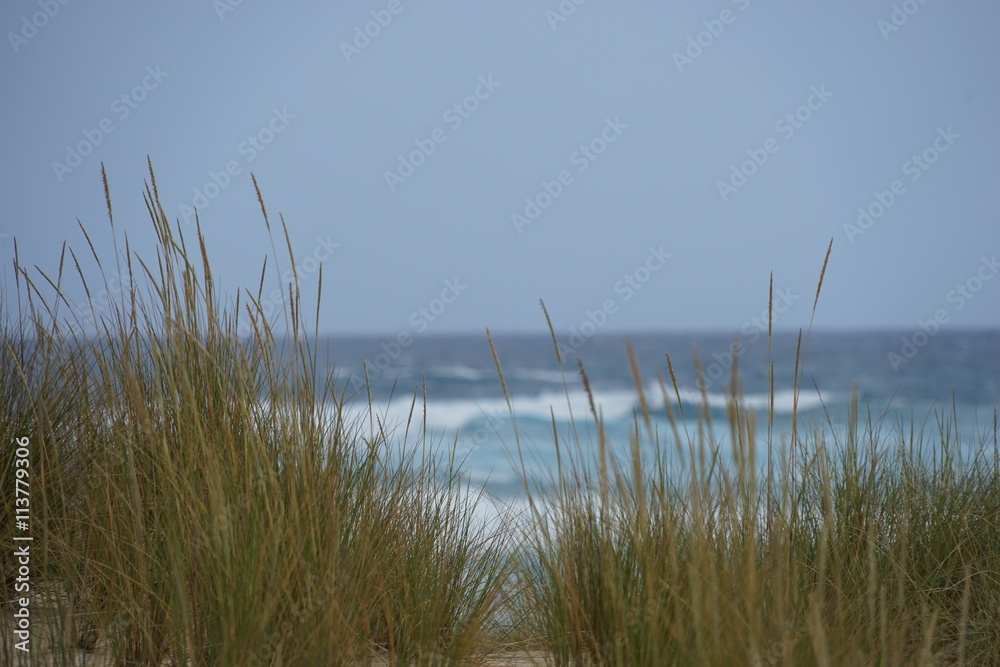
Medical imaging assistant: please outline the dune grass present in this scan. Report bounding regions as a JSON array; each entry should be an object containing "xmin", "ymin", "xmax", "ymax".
[
  {"xmin": 496, "ymin": 277, "xmax": 1000, "ymax": 665},
  {"xmin": 2, "ymin": 163, "xmax": 514, "ymax": 666},
  {"xmin": 2, "ymin": 164, "xmax": 998, "ymax": 665}
]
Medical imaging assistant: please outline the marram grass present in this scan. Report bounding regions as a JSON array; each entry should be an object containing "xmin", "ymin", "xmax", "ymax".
[
  {"xmin": 1, "ymin": 162, "xmax": 514, "ymax": 666},
  {"xmin": 2, "ymin": 163, "xmax": 998, "ymax": 666}
]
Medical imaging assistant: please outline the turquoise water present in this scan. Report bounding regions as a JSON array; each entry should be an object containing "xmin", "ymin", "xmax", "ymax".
[{"xmin": 314, "ymin": 330, "xmax": 999, "ymax": 499}]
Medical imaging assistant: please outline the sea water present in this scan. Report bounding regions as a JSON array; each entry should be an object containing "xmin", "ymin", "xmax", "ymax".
[{"xmin": 312, "ymin": 330, "xmax": 999, "ymax": 504}]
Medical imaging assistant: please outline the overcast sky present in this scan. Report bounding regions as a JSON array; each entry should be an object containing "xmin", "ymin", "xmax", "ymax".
[{"xmin": 1, "ymin": 1, "xmax": 997, "ymax": 336}]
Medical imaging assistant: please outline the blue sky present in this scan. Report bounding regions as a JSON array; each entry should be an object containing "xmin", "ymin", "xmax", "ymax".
[{"xmin": 1, "ymin": 0, "xmax": 998, "ymax": 336}]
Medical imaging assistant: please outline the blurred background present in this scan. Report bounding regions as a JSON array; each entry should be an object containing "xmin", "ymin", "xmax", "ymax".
[
  {"xmin": 2, "ymin": 2, "xmax": 998, "ymax": 481},
  {"xmin": 1, "ymin": 0, "xmax": 997, "ymax": 337}
]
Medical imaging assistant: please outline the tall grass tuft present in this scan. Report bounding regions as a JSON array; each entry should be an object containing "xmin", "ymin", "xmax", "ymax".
[
  {"xmin": 503, "ymin": 258, "xmax": 1000, "ymax": 665},
  {"xmin": 3, "ymin": 164, "xmax": 998, "ymax": 666},
  {"xmin": 1, "ymin": 162, "xmax": 513, "ymax": 666}
]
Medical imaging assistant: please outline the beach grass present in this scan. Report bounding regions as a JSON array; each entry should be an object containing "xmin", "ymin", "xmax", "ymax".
[
  {"xmin": 494, "ymin": 261, "xmax": 1000, "ymax": 666},
  {"xmin": 498, "ymin": 323, "xmax": 1000, "ymax": 666},
  {"xmin": 2, "ymin": 164, "xmax": 998, "ymax": 665},
  {"xmin": 2, "ymin": 163, "xmax": 515, "ymax": 666}
]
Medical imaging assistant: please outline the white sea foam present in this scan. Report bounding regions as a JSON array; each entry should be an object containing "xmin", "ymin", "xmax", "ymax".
[
  {"xmin": 509, "ymin": 368, "xmax": 573, "ymax": 384},
  {"xmin": 430, "ymin": 364, "xmax": 491, "ymax": 381},
  {"xmin": 672, "ymin": 386, "xmax": 830, "ymax": 413},
  {"xmin": 344, "ymin": 384, "xmax": 833, "ymax": 436}
]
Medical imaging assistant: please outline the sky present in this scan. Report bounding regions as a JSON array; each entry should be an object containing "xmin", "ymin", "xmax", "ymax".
[{"xmin": 1, "ymin": 0, "xmax": 998, "ymax": 337}]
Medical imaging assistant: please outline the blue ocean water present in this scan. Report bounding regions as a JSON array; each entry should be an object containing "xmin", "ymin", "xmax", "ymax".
[{"xmin": 316, "ymin": 330, "xmax": 999, "ymax": 499}]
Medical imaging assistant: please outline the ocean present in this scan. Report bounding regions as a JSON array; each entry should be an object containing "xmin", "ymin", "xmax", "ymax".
[{"xmin": 314, "ymin": 330, "xmax": 999, "ymax": 500}]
